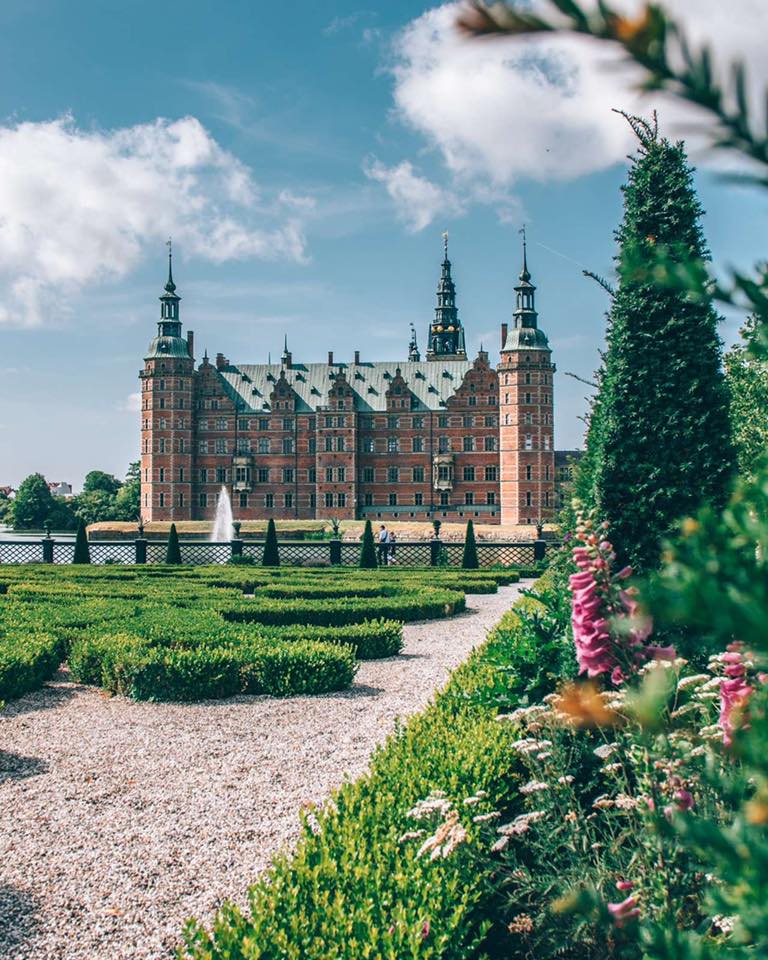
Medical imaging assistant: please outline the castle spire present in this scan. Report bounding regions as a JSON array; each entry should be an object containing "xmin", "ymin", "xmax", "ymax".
[
  {"xmin": 513, "ymin": 228, "xmax": 537, "ymax": 329},
  {"xmin": 165, "ymin": 237, "xmax": 176, "ymax": 293},
  {"xmin": 159, "ymin": 238, "xmax": 181, "ymax": 329},
  {"xmin": 426, "ymin": 231, "xmax": 467, "ymax": 361},
  {"xmin": 408, "ymin": 322, "xmax": 421, "ymax": 362}
]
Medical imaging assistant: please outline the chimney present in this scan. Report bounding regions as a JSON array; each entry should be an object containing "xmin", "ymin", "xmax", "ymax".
[
  {"xmin": 354, "ymin": 350, "xmax": 360, "ymax": 365},
  {"xmin": 328, "ymin": 351, "xmax": 334, "ymax": 366},
  {"xmin": 285, "ymin": 351, "xmax": 292, "ymax": 369},
  {"xmin": 216, "ymin": 352, "xmax": 226, "ymax": 370},
  {"xmin": 501, "ymin": 323, "xmax": 508, "ymax": 350},
  {"xmin": 186, "ymin": 330, "xmax": 194, "ymax": 361}
]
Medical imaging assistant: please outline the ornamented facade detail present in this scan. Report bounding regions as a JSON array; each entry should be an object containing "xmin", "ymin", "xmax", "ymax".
[{"xmin": 139, "ymin": 239, "xmax": 559, "ymax": 526}]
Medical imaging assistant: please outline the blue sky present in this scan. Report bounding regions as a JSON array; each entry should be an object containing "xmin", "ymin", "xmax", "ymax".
[{"xmin": 0, "ymin": 0, "xmax": 765, "ymax": 488}]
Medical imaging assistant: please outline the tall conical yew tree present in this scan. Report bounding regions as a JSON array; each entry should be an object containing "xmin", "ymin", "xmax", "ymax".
[
  {"xmin": 262, "ymin": 518, "xmax": 280, "ymax": 567},
  {"xmin": 72, "ymin": 519, "xmax": 91, "ymax": 564},
  {"xmin": 590, "ymin": 114, "xmax": 734, "ymax": 571},
  {"xmin": 165, "ymin": 523, "xmax": 182, "ymax": 564},
  {"xmin": 461, "ymin": 520, "xmax": 479, "ymax": 569},
  {"xmin": 359, "ymin": 519, "xmax": 378, "ymax": 569}
]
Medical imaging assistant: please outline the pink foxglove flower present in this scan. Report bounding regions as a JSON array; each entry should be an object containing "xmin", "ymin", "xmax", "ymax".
[
  {"xmin": 607, "ymin": 895, "xmax": 641, "ymax": 928},
  {"xmin": 719, "ymin": 643, "xmax": 758, "ymax": 746}
]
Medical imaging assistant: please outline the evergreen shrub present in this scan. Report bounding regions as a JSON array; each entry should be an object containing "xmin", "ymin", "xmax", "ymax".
[
  {"xmin": 73, "ymin": 520, "xmax": 91, "ymax": 564},
  {"xmin": 262, "ymin": 519, "xmax": 280, "ymax": 567}
]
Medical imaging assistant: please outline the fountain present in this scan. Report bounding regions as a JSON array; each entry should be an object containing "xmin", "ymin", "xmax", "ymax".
[{"xmin": 210, "ymin": 485, "xmax": 234, "ymax": 541}]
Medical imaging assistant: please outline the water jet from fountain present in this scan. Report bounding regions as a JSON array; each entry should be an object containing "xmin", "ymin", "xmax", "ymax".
[{"xmin": 211, "ymin": 486, "xmax": 234, "ymax": 541}]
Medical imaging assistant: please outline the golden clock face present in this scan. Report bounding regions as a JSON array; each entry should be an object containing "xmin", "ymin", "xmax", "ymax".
[
  {"xmin": 447, "ymin": 325, "xmax": 455, "ymax": 332},
  {"xmin": 436, "ymin": 325, "xmax": 444, "ymax": 332}
]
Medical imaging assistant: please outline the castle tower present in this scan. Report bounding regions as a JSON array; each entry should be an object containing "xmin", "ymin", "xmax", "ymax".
[
  {"xmin": 426, "ymin": 233, "xmax": 467, "ymax": 361},
  {"xmin": 139, "ymin": 241, "xmax": 195, "ymax": 522},
  {"xmin": 498, "ymin": 232, "xmax": 556, "ymax": 525}
]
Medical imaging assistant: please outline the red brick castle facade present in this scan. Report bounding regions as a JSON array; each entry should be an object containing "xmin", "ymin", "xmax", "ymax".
[{"xmin": 139, "ymin": 237, "xmax": 557, "ymax": 526}]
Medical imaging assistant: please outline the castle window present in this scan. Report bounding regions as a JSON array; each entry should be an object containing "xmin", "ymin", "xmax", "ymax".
[
  {"xmin": 158, "ymin": 468, "xmax": 165, "ymax": 482},
  {"xmin": 199, "ymin": 493, "xmax": 208, "ymax": 508},
  {"xmin": 545, "ymin": 465, "xmax": 551, "ymax": 480},
  {"xmin": 526, "ymin": 491, "xmax": 533, "ymax": 507},
  {"xmin": 438, "ymin": 415, "xmax": 448, "ymax": 428},
  {"xmin": 237, "ymin": 438, "xmax": 251, "ymax": 453},
  {"xmin": 259, "ymin": 418, "xmax": 269, "ymax": 430},
  {"xmin": 413, "ymin": 466, "xmax": 425, "ymax": 482},
  {"xmin": 525, "ymin": 372, "xmax": 531, "ymax": 385},
  {"xmin": 199, "ymin": 469, "xmax": 208, "ymax": 483},
  {"xmin": 179, "ymin": 468, "xmax": 184, "ymax": 482},
  {"xmin": 363, "ymin": 467, "xmax": 374, "ymax": 482},
  {"xmin": 468, "ymin": 396, "xmax": 477, "ymax": 406},
  {"xmin": 338, "ymin": 493, "xmax": 346, "ymax": 508},
  {"xmin": 362, "ymin": 438, "xmax": 374, "ymax": 453},
  {"xmin": 178, "ymin": 493, "xmax": 184, "ymax": 507},
  {"xmin": 487, "ymin": 492, "xmax": 496, "ymax": 505},
  {"xmin": 545, "ymin": 491, "xmax": 551, "ymax": 507},
  {"xmin": 285, "ymin": 492, "xmax": 294, "ymax": 509},
  {"xmin": 414, "ymin": 493, "xmax": 423, "ymax": 505},
  {"xmin": 465, "ymin": 492, "xmax": 474, "ymax": 505},
  {"xmin": 544, "ymin": 435, "xmax": 551, "ymax": 450},
  {"xmin": 387, "ymin": 437, "xmax": 399, "ymax": 454},
  {"xmin": 526, "ymin": 465, "xmax": 533, "ymax": 480},
  {"xmin": 484, "ymin": 436, "xmax": 497, "ymax": 451},
  {"xmin": 308, "ymin": 467, "xmax": 317, "ymax": 483},
  {"xmin": 240, "ymin": 493, "xmax": 248, "ymax": 509},
  {"xmin": 159, "ymin": 493, "xmax": 165, "ymax": 507},
  {"xmin": 504, "ymin": 393, "xmax": 509, "ymax": 405},
  {"xmin": 325, "ymin": 492, "xmax": 334, "ymax": 508},
  {"xmin": 158, "ymin": 439, "xmax": 166, "ymax": 454},
  {"xmin": 504, "ymin": 414, "xmax": 510, "ymax": 425},
  {"xmin": 283, "ymin": 468, "xmax": 295, "ymax": 483},
  {"xmin": 159, "ymin": 379, "xmax": 166, "ymax": 390},
  {"xmin": 463, "ymin": 436, "xmax": 474, "ymax": 452},
  {"xmin": 524, "ymin": 435, "xmax": 533, "ymax": 450},
  {"xmin": 325, "ymin": 437, "xmax": 333, "ymax": 452},
  {"xmin": 310, "ymin": 493, "xmax": 317, "ymax": 509},
  {"xmin": 338, "ymin": 467, "xmax": 346, "ymax": 482},
  {"xmin": 412, "ymin": 437, "xmax": 423, "ymax": 453},
  {"xmin": 335, "ymin": 436, "xmax": 345, "ymax": 452},
  {"xmin": 413, "ymin": 416, "xmax": 424, "ymax": 429},
  {"xmin": 439, "ymin": 491, "xmax": 449, "ymax": 506},
  {"xmin": 325, "ymin": 467, "xmax": 334, "ymax": 483},
  {"xmin": 364, "ymin": 493, "xmax": 373, "ymax": 506},
  {"xmin": 211, "ymin": 399, "xmax": 220, "ymax": 410},
  {"xmin": 216, "ymin": 418, "xmax": 227, "ymax": 430},
  {"xmin": 525, "ymin": 393, "xmax": 532, "ymax": 404},
  {"xmin": 199, "ymin": 420, "xmax": 208, "ymax": 431},
  {"xmin": 485, "ymin": 415, "xmax": 497, "ymax": 427},
  {"xmin": 388, "ymin": 416, "xmax": 399, "ymax": 430},
  {"xmin": 438, "ymin": 436, "xmax": 450, "ymax": 453},
  {"xmin": 525, "ymin": 413, "xmax": 532, "ymax": 425},
  {"xmin": 485, "ymin": 465, "xmax": 497, "ymax": 481},
  {"xmin": 388, "ymin": 467, "xmax": 399, "ymax": 483},
  {"xmin": 239, "ymin": 419, "xmax": 249, "ymax": 431},
  {"xmin": 283, "ymin": 417, "xmax": 293, "ymax": 431},
  {"xmin": 178, "ymin": 398, "xmax": 184, "ymax": 410},
  {"xmin": 463, "ymin": 466, "xmax": 475, "ymax": 482},
  {"xmin": 258, "ymin": 438, "xmax": 270, "ymax": 454},
  {"xmin": 389, "ymin": 493, "xmax": 397, "ymax": 506},
  {"xmin": 258, "ymin": 468, "xmax": 269, "ymax": 483},
  {"xmin": 463, "ymin": 415, "xmax": 473, "ymax": 428},
  {"xmin": 159, "ymin": 398, "xmax": 165, "ymax": 410},
  {"xmin": 215, "ymin": 439, "xmax": 227, "ymax": 454},
  {"xmin": 309, "ymin": 438, "xmax": 316, "ymax": 453},
  {"xmin": 159, "ymin": 418, "xmax": 167, "ymax": 429},
  {"xmin": 361, "ymin": 416, "xmax": 373, "ymax": 429},
  {"xmin": 265, "ymin": 493, "xmax": 274, "ymax": 508},
  {"xmin": 283, "ymin": 437, "xmax": 295, "ymax": 454},
  {"xmin": 216, "ymin": 467, "xmax": 227, "ymax": 483}
]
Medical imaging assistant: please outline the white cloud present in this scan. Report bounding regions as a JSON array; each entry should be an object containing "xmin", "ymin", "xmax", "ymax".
[
  {"xmin": 363, "ymin": 157, "xmax": 461, "ymax": 231},
  {"xmin": 0, "ymin": 115, "xmax": 309, "ymax": 328},
  {"xmin": 121, "ymin": 392, "xmax": 142, "ymax": 413},
  {"xmin": 388, "ymin": 1, "xmax": 768, "ymax": 192}
]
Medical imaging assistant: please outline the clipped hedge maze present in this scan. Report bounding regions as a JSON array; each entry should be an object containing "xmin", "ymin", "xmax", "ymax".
[{"xmin": 0, "ymin": 565, "xmax": 519, "ymax": 704}]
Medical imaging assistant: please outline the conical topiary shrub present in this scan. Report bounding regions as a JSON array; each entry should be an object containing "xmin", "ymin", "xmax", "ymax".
[
  {"xmin": 360, "ymin": 519, "xmax": 378, "ymax": 568},
  {"xmin": 461, "ymin": 519, "xmax": 479, "ymax": 569},
  {"xmin": 165, "ymin": 523, "xmax": 182, "ymax": 564},
  {"xmin": 262, "ymin": 518, "xmax": 280, "ymax": 567},
  {"xmin": 72, "ymin": 519, "xmax": 91, "ymax": 564}
]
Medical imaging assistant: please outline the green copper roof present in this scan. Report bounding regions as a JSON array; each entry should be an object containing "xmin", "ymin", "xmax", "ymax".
[
  {"xmin": 217, "ymin": 358, "xmax": 479, "ymax": 413},
  {"xmin": 145, "ymin": 335, "xmax": 191, "ymax": 360},
  {"xmin": 503, "ymin": 326, "xmax": 550, "ymax": 351}
]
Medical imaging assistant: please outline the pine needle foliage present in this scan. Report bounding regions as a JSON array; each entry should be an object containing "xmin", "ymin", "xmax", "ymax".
[
  {"xmin": 165, "ymin": 523, "xmax": 182, "ymax": 564},
  {"xmin": 262, "ymin": 518, "xmax": 280, "ymax": 567},
  {"xmin": 461, "ymin": 520, "xmax": 479, "ymax": 569},
  {"xmin": 589, "ymin": 118, "xmax": 734, "ymax": 570},
  {"xmin": 359, "ymin": 519, "xmax": 378, "ymax": 569},
  {"xmin": 72, "ymin": 520, "xmax": 91, "ymax": 564}
]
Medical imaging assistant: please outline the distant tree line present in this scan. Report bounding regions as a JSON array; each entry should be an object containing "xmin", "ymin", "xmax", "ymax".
[{"xmin": 0, "ymin": 463, "xmax": 140, "ymax": 531}]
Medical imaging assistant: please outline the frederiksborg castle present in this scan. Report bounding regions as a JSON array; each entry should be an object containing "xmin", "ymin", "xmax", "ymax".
[{"xmin": 139, "ymin": 237, "xmax": 573, "ymax": 526}]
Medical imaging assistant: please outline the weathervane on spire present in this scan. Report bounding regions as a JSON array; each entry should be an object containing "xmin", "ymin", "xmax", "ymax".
[
  {"xmin": 442, "ymin": 230, "xmax": 449, "ymax": 260},
  {"xmin": 519, "ymin": 225, "xmax": 530, "ymax": 280}
]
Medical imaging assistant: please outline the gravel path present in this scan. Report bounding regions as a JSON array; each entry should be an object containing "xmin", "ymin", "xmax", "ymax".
[{"xmin": 0, "ymin": 585, "xmax": 522, "ymax": 960}]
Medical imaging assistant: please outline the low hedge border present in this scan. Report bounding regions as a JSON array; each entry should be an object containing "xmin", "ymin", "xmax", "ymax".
[
  {"xmin": 180, "ymin": 580, "xmax": 546, "ymax": 960},
  {"xmin": 0, "ymin": 630, "xmax": 64, "ymax": 702}
]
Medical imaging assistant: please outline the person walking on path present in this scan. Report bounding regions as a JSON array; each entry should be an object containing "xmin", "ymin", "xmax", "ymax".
[
  {"xmin": 388, "ymin": 531, "xmax": 397, "ymax": 564},
  {"xmin": 377, "ymin": 524, "xmax": 390, "ymax": 566}
]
